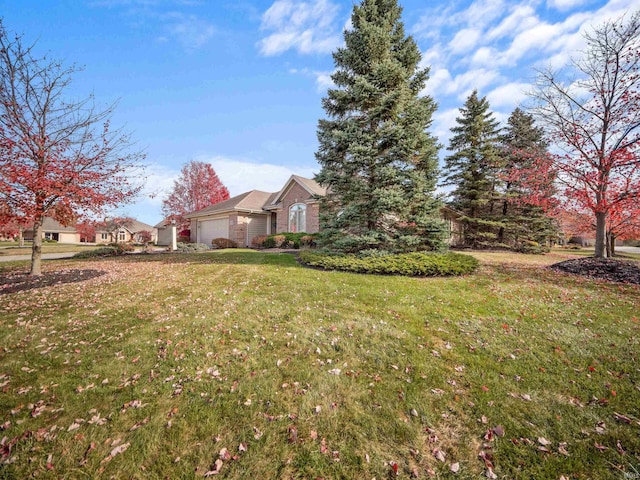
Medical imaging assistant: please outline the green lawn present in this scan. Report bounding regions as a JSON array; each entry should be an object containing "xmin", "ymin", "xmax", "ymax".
[
  {"xmin": 0, "ymin": 243, "xmax": 100, "ymax": 256},
  {"xmin": 0, "ymin": 250, "xmax": 638, "ymax": 479}
]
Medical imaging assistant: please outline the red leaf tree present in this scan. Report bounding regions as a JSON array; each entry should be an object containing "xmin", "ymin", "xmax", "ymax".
[
  {"xmin": 161, "ymin": 160, "xmax": 230, "ymax": 230},
  {"xmin": 530, "ymin": 12, "xmax": 640, "ymax": 258},
  {"xmin": 0, "ymin": 21, "xmax": 145, "ymax": 274}
]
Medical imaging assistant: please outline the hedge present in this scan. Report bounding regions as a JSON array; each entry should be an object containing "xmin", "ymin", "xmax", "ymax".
[{"xmin": 298, "ymin": 251, "xmax": 479, "ymax": 277}]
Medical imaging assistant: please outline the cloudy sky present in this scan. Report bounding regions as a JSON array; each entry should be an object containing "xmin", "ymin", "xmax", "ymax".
[{"xmin": 1, "ymin": 0, "xmax": 636, "ymax": 226}]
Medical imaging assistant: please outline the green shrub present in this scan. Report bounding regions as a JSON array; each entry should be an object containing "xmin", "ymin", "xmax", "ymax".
[
  {"xmin": 176, "ymin": 242, "xmax": 210, "ymax": 252},
  {"xmin": 515, "ymin": 240, "xmax": 549, "ymax": 254},
  {"xmin": 109, "ymin": 242, "xmax": 135, "ymax": 254},
  {"xmin": 298, "ymin": 251, "xmax": 479, "ymax": 277},
  {"xmin": 211, "ymin": 238, "xmax": 238, "ymax": 249},
  {"xmin": 262, "ymin": 236, "xmax": 276, "ymax": 248},
  {"xmin": 73, "ymin": 247, "xmax": 118, "ymax": 258},
  {"xmin": 259, "ymin": 232, "xmax": 316, "ymax": 249}
]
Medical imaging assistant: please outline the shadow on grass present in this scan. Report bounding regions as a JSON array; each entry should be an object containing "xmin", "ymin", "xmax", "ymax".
[{"xmin": 0, "ymin": 269, "xmax": 107, "ymax": 295}]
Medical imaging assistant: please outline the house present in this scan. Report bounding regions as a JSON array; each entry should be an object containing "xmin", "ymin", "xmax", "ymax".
[
  {"xmin": 96, "ymin": 219, "xmax": 157, "ymax": 244},
  {"xmin": 23, "ymin": 217, "xmax": 81, "ymax": 244},
  {"xmin": 186, "ymin": 175, "xmax": 326, "ymax": 247}
]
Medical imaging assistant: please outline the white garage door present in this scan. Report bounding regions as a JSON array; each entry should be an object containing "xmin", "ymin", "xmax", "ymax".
[{"xmin": 198, "ymin": 218, "xmax": 229, "ymax": 245}]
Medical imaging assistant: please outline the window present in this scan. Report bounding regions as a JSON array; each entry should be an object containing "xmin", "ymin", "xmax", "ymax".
[
  {"xmin": 101, "ymin": 233, "xmax": 108, "ymax": 240},
  {"xmin": 288, "ymin": 203, "xmax": 306, "ymax": 233},
  {"xmin": 118, "ymin": 230, "xmax": 126, "ymax": 242}
]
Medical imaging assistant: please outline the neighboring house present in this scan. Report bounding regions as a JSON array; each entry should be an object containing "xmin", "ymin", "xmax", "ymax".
[
  {"xmin": 23, "ymin": 217, "xmax": 82, "ymax": 244},
  {"xmin": 186, "ymin": 175, "xmax": 325, "ymax": 247},
  {"xmin": 96, "ymin": 219, "xmax": 157, "ymax": 244}
]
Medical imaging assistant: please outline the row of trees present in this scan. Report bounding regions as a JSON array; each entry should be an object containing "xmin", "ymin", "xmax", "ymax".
[
  {"xmin": 314, "ymin": 0, "xmax": 639, "ymax": 258},
  {"xmin": 443, "ymin": 95, "xmax": 558, "ymax": 252}
]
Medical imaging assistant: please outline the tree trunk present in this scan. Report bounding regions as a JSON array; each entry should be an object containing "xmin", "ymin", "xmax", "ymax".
[
  {"xmin": 594, "ymin": 211, "xmax": 607, "ymax": 258},
  {"xmin": 30, "ymin": 219, "xmax": 43, "ymax": 275},
  {"xmin": 610, "ymin": 235, "xmax": 616, "ymax": 257}
]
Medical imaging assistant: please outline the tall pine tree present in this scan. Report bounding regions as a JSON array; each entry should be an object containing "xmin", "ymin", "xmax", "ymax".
[
  {"xmin": 442, "ymin": 90, "xmax": 502, "ymax": 248},
  {"xmin": 314, "ymin": 0, "xmax": 446, "ymax": 254},
  {"xmin": 498, "ymin": 108, "xmax": 559, "ymax": 251}
]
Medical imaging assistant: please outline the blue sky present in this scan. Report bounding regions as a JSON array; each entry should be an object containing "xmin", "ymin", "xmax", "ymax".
[{"xmin": 1, "ymin": 0, "xmax": 636, "ymax": 226}]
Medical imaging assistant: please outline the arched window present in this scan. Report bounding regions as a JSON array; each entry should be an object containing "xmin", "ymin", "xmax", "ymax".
[{"xmin": 288, "ymin": 203, "xmax": 306, "ymax": 233}]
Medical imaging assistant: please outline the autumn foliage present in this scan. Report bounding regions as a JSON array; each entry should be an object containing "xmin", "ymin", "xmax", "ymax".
[
  {"xmin": 0, "ymin": 21, "xmax": 144, "ymax": 274},
  {"xmin": 161, "ymin": 160, "xmax": 229, "ymax": 227}
]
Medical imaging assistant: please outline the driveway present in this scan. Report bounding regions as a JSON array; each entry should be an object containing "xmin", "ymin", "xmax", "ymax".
[{"xmin": 616, "ymin": 246, "xmax": 640, "ymax": 254}]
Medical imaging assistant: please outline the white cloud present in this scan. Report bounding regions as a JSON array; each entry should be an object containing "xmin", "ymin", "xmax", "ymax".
[
  {"xmin": 163, "ymin": 12, "xmax": 215, "ymax": 50},
  {"xmin": 432, "ymin": 108, "xmax": 460, "ymax": 148},
  {"xmin": 546, "ymin": 0, "xmax": 590, "ymax": 11},
  {"xmin": 448, "ymin": 28, "xmax": 482, "ymax": 55},
  {"xmin": 423, "ymin": 68, "xmax": 453, "ymax": 96},
  {"xmin": 486, "ymin": 82, "xmax": 531, "ymax": 109},
  {"xmin": 486, "ymin": 5, "xmax": 538, "ymax": 41},
  {"xmin": 258, "ymin": 0, "xmax": 342, "ymax": 56},
  {"xmin": 197, "ymin": 156, "xmax": 317, "ymax": 196}
]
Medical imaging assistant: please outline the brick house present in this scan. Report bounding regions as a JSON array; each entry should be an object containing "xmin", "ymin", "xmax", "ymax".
[{"xmin": 186, "ymin": 175, "xmax": 326, "ymax": 247}]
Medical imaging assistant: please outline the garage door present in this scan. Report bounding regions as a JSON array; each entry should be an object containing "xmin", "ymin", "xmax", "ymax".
[
  {"xmin": 198, "ymin": 218, "xmax": 229, "ymax": 245},
  {"xmin": 247, "ymin": 215, "xmax": 268, "ymax": 246}
]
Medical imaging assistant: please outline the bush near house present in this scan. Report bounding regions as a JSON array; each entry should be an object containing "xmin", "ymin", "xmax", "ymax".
[
  {"xmin": 211, "ymin": 238, "xmax": 238, "ymax": 249},
  {"xmin": 72, "ymin": 243, "xmax": 134, "ymax": 258},
  {"xmin": 298, "ymin": 250, "xmax": 478, "ymax": 276},
  {"xmin": 253, "ymin": 232, "xmax": 317, "ymax": 249},
  {"xmin": 176, "ymin": 242, "xmax": 210, "ymax": 252}
]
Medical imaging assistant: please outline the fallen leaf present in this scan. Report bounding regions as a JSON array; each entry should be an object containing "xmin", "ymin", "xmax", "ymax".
[
  {"xmin": 537, "ymin": 437, "xmax": 551, "ymax": 446},
  {"xmin": 450, "ymin": 462, "xmax": 460, "ymax": 473},
  {"xmin": 433, "ymin": 448, "xmax": 446, "ymax": 462}
]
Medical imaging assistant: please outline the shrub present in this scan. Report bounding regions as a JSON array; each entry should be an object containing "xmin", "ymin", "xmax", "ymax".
[
  {"xmin": 300, "ymin": 235, "xmax": 316, "ymax": 247},
  {"xmin": 211, "ymin": 238, "xmax": 238, "ymax": 249},
  {"xmin": 258, "ymin": 232, "xmax": 316, "ymax": 249},
  {"xmin": 109, "ymin": 243, "xmax": 135, "ymax": 254},
  {"xmin": 515, "ymin": 240, "xmax": 549, "ymax": 254},
  {"xmin": 272, "ymin": 235, "xmax": 287, "ymax": 248},
  {"xmin": 262, "ymin": 236, "xmax": 276, "ymax": 249},
  {"xmin": 251, "ymin": 235, "xmax": 269, "ymax": 248},
  {"xmin": 176, "ymin": 242, "xmax": 210, "ymax": 252},
  {"xmin": 73, "ymin": 247, "xmax": 118, "ymax": 258},
  {"xmin": 298, "ymin": 251, "xmax": 479, "ymax": 277},
  {"xmin": 177, "ymin": 235, "xmax": 191, "ymax": 243}
]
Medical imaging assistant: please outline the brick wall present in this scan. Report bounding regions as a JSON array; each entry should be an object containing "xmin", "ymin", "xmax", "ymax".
[{"xmin": 276, "ymin": 182, "xmax": 320, "ymax": 234}]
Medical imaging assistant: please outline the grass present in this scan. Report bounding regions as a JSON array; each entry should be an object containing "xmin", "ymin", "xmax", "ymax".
[{"xmin": 0, "ymin": 249, "xmax": 638, "ymax": 479}]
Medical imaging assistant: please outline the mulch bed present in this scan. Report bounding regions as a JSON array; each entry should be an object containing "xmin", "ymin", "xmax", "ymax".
[
  {"xmin": 549, "ymin": 257, "xmax": 640, "ymax": 285},
  {"xmin": 0, "ymin": 269, "xmax": 106, "ymax": 295}
]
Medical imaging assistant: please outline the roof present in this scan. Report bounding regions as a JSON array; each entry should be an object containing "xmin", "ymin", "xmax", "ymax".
[
  {"xmin": 41, "ymin": 217, "xmax": 77, "ymax": 232},
  {"xmin": 264, "ymin": 175, "xmax": 326, "ymax": 209},
  {"xmin": 186, "ymin": 190, "xmax": 275, "ymax": 218},
  {"xmin": 127, "ymin": 219, "xmax": 155, "ymax": 233},
  {"xmin": 184, "ymin": 175, "xmax": 326, "ymax": 218}
]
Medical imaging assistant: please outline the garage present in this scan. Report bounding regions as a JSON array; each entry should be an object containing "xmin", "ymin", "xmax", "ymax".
[{"xmin": 198, "ymin": 218, "xmax": 229, "ymax": 245}]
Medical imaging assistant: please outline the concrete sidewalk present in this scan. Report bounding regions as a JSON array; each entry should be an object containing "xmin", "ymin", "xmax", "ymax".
[{"xmin": 0, "ymin": 252, "xmax": 79, "ymax": 262}]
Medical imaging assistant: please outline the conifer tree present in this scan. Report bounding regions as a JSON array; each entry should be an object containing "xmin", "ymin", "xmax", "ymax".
[
  {"xmin": 314, "ymin": 0, "xmax": 446, "ymax": 253},
  {"xmin": 498, "ymin": 108, "xmax": 559, "ymax": 252},
  {"xmin": 442, "ymin": 90, "xmax": 502, "ymax": 248}
]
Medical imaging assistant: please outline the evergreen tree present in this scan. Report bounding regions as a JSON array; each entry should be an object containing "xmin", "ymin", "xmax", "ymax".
[
  {"xmin": 498, "ymin": 108, "xmax": 559, "ymax": 251},
  {"xmin": 442, "ymin": 90, "xmax": 502, "ymax": 248},
  {"xmin": 314, "ymin": 0, "xmax": 446, "ymax": 254}
]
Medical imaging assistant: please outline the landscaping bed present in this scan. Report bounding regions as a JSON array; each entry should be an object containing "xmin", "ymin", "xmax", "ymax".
[{"xmin": 550, "ymin": 257, "xmax": 640, "ymax": 284}]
